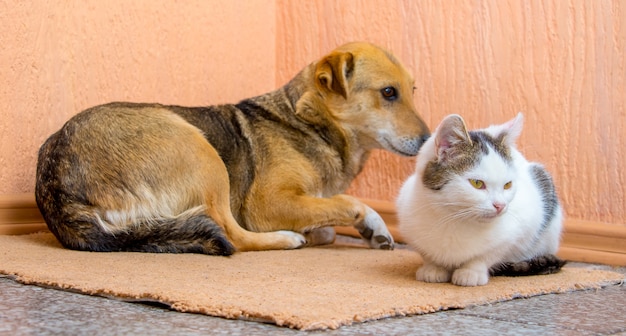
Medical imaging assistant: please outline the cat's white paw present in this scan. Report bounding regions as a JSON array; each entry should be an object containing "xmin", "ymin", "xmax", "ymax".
[
  {"xmin": 355, "ymin": 206, "xmax": 394, "ymax": 250},
  {"xmin": 452, "ymin": 268, "xmax": 489, "ymax": 286},
  {"xmin": 416, "ymin": 264, "xmax": 451, "ymax": 283}
]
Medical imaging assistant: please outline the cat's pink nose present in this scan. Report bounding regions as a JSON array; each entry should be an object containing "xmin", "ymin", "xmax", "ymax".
[{"xmin": 493, "ymin": 202, "xmax": 505, "ymax": 214}]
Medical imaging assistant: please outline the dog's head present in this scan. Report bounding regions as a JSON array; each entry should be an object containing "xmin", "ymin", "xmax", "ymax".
[{"xmin": 305, "ymin": 42, "xmax": 430, "ymax": 156}]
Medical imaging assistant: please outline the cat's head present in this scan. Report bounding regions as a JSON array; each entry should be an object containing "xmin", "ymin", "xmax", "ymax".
[{"xmin": 420, "ymin": 113, "xmax": 524, "ymax": 220}]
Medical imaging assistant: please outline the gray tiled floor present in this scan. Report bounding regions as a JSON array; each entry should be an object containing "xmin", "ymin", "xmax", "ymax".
[{"xmin": 1, "ymin": 238, "xmax": 625, "ymax": 335}]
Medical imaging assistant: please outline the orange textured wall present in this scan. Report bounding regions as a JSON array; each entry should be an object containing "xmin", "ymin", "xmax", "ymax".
[
  {"xmin": 0, "ymin": 0, "xmax": 276, "ymax": 193},
  {"xmin": 276, "ymin": 0, "xmax": 625, "ymax": 226},
  {"xmin": 1, "ymin": 1, "xmax": 624, "ymax": 227}
]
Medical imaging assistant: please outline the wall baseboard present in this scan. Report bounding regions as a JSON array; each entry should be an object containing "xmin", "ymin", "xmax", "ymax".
[
  {"xmin": 2, "ymin": 194, "xmax": 625, "ymax": 266},
  {"xmin": 0, "ymin": 194, "xmax": 48, "ymax": 235}
]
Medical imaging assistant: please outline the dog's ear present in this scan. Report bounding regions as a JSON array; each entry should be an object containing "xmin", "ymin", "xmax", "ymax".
[{"xmin": 315, "ymin": 51, "xmax": 354, "ymax": 99}]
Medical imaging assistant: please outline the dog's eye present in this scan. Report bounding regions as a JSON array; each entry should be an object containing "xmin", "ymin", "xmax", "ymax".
[{"xmin": 381, "ymin": 87, "xmax": 397, "ymax": 101}]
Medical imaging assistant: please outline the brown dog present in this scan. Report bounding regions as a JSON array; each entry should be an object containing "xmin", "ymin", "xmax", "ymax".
[{"xmin": 35, "ymin": 42, "xmax": 430, "ymax": 255}]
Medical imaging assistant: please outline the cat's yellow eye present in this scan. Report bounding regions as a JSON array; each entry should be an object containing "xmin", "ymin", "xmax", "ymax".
[
  {"xmin": 504, "ymin": 181, "xmax": 512, "ymax": 190},
  {"xmin": 469, "ymin": 179, "xmax": 485, "ymax": 190}
]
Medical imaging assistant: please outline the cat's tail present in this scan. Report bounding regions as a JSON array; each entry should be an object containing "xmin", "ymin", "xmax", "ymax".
[{"xmin": 490, "ymin": 254, "xmax": 567, "ymax": 277}]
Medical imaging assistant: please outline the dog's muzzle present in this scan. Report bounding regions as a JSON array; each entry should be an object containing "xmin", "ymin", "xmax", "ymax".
[{"xmin": 383, "ymin": 135, "xmax": 430, "ymax": 156}]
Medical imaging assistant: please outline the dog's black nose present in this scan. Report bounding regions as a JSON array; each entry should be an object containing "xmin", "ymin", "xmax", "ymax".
[{"xmin": 414, "ymin": 134, "xmax": 431, "ymax": 152}]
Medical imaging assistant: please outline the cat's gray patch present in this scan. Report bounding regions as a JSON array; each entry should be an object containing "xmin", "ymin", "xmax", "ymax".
[
  {"xmin": 530, "ymin": 164, "xmax": 559, "ymax": 232},
  {"xmin": 422, "ymin": 131, "xmax": 513, "ymax": 191},
  {"xmin": 472, "ymin": 131, "xmax": 512, "ymax": 162}
]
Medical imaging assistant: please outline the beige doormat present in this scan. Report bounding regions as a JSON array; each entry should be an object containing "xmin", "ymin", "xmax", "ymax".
[{"xmin": 0, "ymin": 232, "xmax": 623, "ymax": 330}]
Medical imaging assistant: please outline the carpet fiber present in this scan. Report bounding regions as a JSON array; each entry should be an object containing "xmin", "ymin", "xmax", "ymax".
[{"xmin": 0, "ymin": 232, "xmax": 623, "ymax": 330}]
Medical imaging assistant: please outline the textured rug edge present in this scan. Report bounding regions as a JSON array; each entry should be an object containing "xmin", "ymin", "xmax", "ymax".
[
  {"xmin": 1, "ymin": 232, "xmax": 625, "ymax": 331},
  {"xmin": 292, "ymin": 275, "xmax": 625, "ymax": 330},
  {"xmin": 2, "ymin": 268, "xmax": 624, "ymax": 331}
]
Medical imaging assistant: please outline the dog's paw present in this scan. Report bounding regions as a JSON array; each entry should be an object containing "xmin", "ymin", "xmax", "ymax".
[
  {"xmin": 304, "ymin": 227, "xmax": 336, "ymax": 246},
  {"xmin": 355, "ymin": 206, "xmax": 394, "ymax": 250},
  {"xmin": 416, "ymin": 264, "xmax": 451, "ymax": 283},
  {"xmin": 452, "ymin": 267, "xmax": 489, "ymax": 287},
  {"xmin": 275, "ymin": 230, "xmax": 307, "ymax": 249}
]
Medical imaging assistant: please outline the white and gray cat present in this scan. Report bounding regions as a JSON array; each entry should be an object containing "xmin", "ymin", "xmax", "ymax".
[{"xmin": 396, "ymin": 113, "xmax": 565, "ymax": 286}]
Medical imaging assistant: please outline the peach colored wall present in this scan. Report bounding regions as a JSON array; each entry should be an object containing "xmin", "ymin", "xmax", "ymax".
[
  {"xmin": 276, "ymin": 0, "xmax": 625, "ymax": 226},
  {"xmin": 0, "ymin": 0, "xmax": 276, "ymax": 193},
  {"xmin": 2, "ymin": 1, "xmax": 624, "ymax": 227}
]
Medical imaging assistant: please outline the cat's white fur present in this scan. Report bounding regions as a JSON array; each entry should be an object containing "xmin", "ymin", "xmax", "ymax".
[{"xmin": 396, "ymin": 114, "xmax": 562, "ymax": 286}]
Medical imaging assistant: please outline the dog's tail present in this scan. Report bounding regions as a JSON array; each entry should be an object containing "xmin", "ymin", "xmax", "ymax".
[
  {"xmin": 39, "ymin": 200, "xmax": 236, "ymax": 256},
  {"xmin": 113, "ymin": 213, "xmax": 236, "ymax": 256},
  {"xmin": 490, "ymin": 254, "xmax": 567, "ymax": 277}
]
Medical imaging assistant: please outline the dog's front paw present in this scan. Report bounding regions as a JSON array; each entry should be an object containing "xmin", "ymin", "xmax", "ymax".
[
  {"xmin": 452, "ymin": 267, "xmax": 489, "ymax": 286},
  {"xmin": 355, "ymin": 206, "xmax": 394, "ymax": 250},
  {"xmin": 276, "ymin": 230, "xmax": 307, "ymax": 249}
]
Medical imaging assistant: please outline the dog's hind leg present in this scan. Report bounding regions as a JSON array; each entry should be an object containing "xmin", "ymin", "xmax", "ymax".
[
  {"xmin": 198, "ymin": 144, "xmax": 307, "ymax": 252},
  {"xmin": 203, "ymin": 191, "xmax": 307, "ymax": 252},
  {"xmin": 219, "ymin": 217, "xmax": 308, "ymax": 252}
]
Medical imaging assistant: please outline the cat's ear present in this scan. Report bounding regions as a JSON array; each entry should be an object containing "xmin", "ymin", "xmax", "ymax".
[
  {"xmin": 434, "ymin": 114, "xmax": 471, "ymax": 161},
  {"xmin": 500, "ymin": 113, "xmax": 524, "ymax": 146}
]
